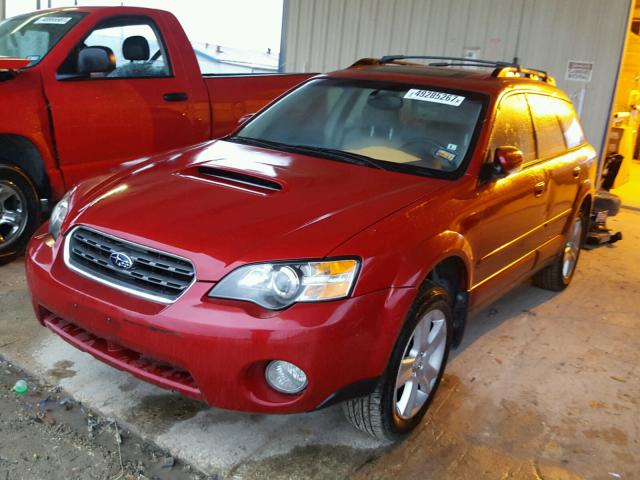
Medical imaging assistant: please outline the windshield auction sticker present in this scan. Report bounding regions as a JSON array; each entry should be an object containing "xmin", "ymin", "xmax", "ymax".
[
  {"xmin": 404, "ymin": 89, "xmax": 465, "ymax": 106},
  {"xmin": 34, "ymin": 16, "xmax": 72, "ymax": 25}
]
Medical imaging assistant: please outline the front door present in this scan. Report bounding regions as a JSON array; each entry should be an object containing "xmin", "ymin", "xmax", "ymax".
[
  {"xmin": 469, "ymin": 93, "xmax": 549, "ymax": 302},
  {"xmin": 43, "ymin": 15, "xmax": 201, "ymax": 187}
]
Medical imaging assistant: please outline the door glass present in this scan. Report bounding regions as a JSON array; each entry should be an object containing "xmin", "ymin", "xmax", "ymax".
[
  {"xmin": 81, "ymin": 18, "xmax": 170, "ymax": 78},
  {"xmin": 489, "ymin": 94, "xmax": 536, "ymax": 163},
  {"xmin": 527, "ymin": 94, "xmax": 568, "ymax": 158},
  {"xmin": 555, "ymin": 100, "xmax": 585, "ymax": 148}
]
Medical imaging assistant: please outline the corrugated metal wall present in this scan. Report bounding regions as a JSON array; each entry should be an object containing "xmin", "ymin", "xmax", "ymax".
[{"xmin": 282, "ymin": 0, "xmax": 631, "ymax": 153}]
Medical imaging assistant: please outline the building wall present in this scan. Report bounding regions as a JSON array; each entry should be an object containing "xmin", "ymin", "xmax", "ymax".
[{"xmin": 283, "ymin": 0, "xmax": 632, "ymax": 153}]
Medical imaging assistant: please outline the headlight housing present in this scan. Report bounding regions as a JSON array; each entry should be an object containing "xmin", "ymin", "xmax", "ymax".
[
  {"xmin": 48, "ymin": 190, "xmax": 72, "ymax": 240},
  {"xmin": 208, "ymin": 259, "xmax": 360, "ymax": 310}
]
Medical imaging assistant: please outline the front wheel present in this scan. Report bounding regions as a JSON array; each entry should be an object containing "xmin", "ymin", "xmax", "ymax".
[
  {"xmin": 533, "ymin": 210, "xmax": 585, "ymax": 291},
  {"xmin": 0, "ymin": 164, "xmax": 40, "ymax": 266},
  {"xmin": 342, "ymin": 282, "xmax": 453, "ymax": 440}
]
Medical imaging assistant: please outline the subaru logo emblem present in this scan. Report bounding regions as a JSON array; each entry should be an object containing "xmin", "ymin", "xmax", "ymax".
[{"xmin": 109, "ymin": 251, "xmax": 134, "ymax": 270}]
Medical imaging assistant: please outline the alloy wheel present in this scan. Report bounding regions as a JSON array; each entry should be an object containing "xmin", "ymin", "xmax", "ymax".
[
  {"xmin": 394, "ymin": 308, "xmax": 448, "ymax": 420},
  {"xmin": 0, "ymin": 181, "xmax": 28, "ymax": 249},
  {"xmin": 562, "ymin": 216, "xmax": 583, "ymax": 281}
]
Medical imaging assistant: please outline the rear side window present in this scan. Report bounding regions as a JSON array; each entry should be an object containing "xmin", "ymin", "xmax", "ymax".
[
  {"xmin": 555, "ymin": 100, "xmax": 585, "ymax": 148},
  {"xmin": 489, "ymin": 94, "xmax": 536, "ymax": 163},
  {"xmin": 527, "ymin": 94, "xmax": 567, "ymax": 159}
]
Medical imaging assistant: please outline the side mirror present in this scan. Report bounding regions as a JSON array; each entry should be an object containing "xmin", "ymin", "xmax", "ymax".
[
  {"xmin": 238, "ymin": 113, "xmax": 255, "ymax": 126},
  {"xmin": 77, "ymin": 47, "xmax": 115, "ymax": 75},
  {"xmin": 494, "ymin": 146, "xmax": 524, "ymax": 177}
]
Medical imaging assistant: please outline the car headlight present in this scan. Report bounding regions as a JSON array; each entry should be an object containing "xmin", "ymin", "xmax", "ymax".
[
  {"xmin": 48, "ymin": 190, "xmax": 72, "ymax": 240},
  {"xmin": 208, "ymin": 259, "xmax": 360, "ymax": 309}
]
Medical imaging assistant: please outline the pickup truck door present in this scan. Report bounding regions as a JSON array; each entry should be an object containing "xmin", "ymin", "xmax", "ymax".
[
  {"xmin": 469, "ymin": 93, "xmax": 549, "ymax": 302},
  {"xmin": 43, "ymin": 15, "xmax": 208, "ymax": 187}
]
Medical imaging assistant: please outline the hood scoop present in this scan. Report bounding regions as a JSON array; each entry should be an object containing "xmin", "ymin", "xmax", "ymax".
[{"xmin": 178, "ymin": 165, "xmax": 283, "ymax": 194}]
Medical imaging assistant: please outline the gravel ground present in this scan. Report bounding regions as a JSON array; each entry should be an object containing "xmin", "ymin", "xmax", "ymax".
[{"xmin": 0, "ymin": 356, "xmax": 215, "ymax": 480}]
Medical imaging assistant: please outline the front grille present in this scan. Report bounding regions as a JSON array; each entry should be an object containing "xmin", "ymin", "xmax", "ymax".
[{"xmin": 66, "ymin": 226, "xmax": 195, "ymax": 302}]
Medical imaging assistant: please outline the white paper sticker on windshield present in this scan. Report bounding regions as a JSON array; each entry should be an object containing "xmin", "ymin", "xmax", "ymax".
[
  {"xmin": 404, "ymin": 89, "xmax": 465, "ymax": 106},
  {"xmin": 35, "ymin": 16, "xmax": 72, "ymax": 25}
]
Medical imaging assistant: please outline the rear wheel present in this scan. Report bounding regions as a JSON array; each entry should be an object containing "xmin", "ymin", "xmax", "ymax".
[
  {"xmin": 342, "ymin": 282, "xmax": 453, "ymax": 440},
  {"xmin": 533, "ymin": 209, "xmax": 585, "ymax": 291},
  {"xmin": 0, "ymin": 164, "xmax": 40, "ymax": 266}
]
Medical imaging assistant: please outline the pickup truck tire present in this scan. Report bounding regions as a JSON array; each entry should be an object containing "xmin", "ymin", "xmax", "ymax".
[
  {"xmin": 0, "ymin": 164, "xmax": 40, "ymax": 265},
  {"xmin": 342, "ymin": 282, "xmax": 452, "ymax": 440},
  {"xmin": 533, "ymin": 209, "xmax": 586, "ymax": 291}
]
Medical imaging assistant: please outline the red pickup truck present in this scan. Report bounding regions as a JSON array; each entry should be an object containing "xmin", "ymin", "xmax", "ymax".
[{"xmin": 0, "ymin": 6, "xmax": 310, "ymax": 263}]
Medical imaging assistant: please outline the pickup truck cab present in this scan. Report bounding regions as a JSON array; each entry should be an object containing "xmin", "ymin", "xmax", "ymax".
[
  {"xmin": 26, "ymin": 56, "xmax": 596, "ymax": 440},
  {"xmin": 0, "ymin": 7, "xmax": 310, "ymax": 263}
]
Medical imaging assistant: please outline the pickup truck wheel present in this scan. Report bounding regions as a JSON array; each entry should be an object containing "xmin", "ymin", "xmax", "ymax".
[
  {"xmin": 342, "ymin": 282, "xmax": 452, "ymax": 440},
  {"xmin": 0, "ymin": 164, "xmax": 40, "ymax": 265},
  {"xmin": 533, "ymin": 210, "xmax": 586, "ymax": 291}
]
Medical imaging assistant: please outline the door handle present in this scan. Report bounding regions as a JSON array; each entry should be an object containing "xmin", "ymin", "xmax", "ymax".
[
  {"xmin": 163, "ymin": 92, "xmax": 188, "ymax": 102},
  {"xmin": 534, "ymin": 181, "xmax": 546, "ymax": 197},
  {"xmin": 572, "ymin": 166, "xmax": 581, "ymax": 179}
]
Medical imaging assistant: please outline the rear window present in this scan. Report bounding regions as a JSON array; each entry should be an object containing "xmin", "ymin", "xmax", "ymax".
[{"xmin": 527, "ymin": 94, "xmax": 568, "ymax": 159}]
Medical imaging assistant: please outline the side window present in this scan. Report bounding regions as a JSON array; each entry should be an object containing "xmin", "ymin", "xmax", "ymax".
[
  {"xmin": 489, "ymin": 94, "xmax": 536, "ymax": 163},
  {"xmin": 555, "ymin": 100, "xmax": 586, "ymax": 148},
  {"xmin": 70, "ymin": 17, "xmax": 171, "ymax": 78},
  {"xmin": 527, "ymin": 94, "xmax": 567, "ymax": 158}
]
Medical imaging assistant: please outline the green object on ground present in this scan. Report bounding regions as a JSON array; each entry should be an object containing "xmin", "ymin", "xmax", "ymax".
[{"xmin": 13, "ymin": 379, "xmax": 28, "ymax": 395}]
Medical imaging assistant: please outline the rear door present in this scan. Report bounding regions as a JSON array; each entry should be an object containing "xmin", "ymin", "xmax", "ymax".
[
  {"xmin": 471, "ymin": 93, "xmax": 549, "ymax": 295},
  {"xmin": 527, "ymin": 94, "xmax": 586, "ymax": 241},
  {"xmin": 44, "ymin": 15, "xmax": 206, "ymax": 187}
]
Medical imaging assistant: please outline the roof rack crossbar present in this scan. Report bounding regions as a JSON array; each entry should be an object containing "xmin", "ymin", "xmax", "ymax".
[
  {"xmin": 379, "ymin": 55, "xmax": 516, "ymax": 69},
  {"xmin": 371, "ymin": 54, "xmax": 555, "ymax": 85}
]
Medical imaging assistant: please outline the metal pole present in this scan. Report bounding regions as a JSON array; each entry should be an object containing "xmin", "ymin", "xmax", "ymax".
[{"xmin": 0, "ymin": 0, "xmax": 5, "ymax": 21}]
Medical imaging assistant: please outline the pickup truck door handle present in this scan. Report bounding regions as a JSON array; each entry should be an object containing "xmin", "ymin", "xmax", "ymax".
[
  {"xmin": 534, "ymin": 181, "xmax": 546, "ymax": 197},
  {"xmin": 572, "ymin": 166, "xmax": 581, "ymax": 179},
  {"xmin": 163, "ymin": 92, "xmax": 189, "ymax": 102}
]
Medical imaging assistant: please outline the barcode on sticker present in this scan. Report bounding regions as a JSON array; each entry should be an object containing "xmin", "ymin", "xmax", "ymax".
[
  {"xmin": 34, "ymin": 16, "xmax": 72, "ymax": 25},
  {"xmin": 404, "ymin": 89, "xmax": 465, "ymax": 106}
]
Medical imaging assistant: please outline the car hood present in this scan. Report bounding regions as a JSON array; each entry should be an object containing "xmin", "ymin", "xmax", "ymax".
[{"xmin": 68, "ymin": 140, "xmax": 446, "ymax": 281}]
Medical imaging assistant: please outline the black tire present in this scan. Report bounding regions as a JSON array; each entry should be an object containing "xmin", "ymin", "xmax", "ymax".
[
  {"xmin": 533, "ymin": 207, "xmax": 587, "ymax": 291},
  {"xmin": 0, "ymin": 164, "xmax": 40, "ymax": 266},
  {"xmin": 342, "ymin": 281, "xmax": 453, "ymax": 440}
]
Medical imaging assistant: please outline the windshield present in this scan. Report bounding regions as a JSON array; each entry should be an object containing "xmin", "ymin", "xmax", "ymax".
[
  {"xmin": 234, "ymin": 78, "xmax": 486, "ymax": 178},
  {"xmin": 0, "ymin": 11, "xmax": 86, "ymax": 66}
]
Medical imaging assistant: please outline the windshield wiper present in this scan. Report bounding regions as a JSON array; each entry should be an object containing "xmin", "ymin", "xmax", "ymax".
[{"xmin": 226, "ymin": 136, "xmax": 387, "ymax": 171}]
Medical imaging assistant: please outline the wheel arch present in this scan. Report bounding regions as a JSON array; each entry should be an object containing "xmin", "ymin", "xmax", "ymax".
[{"xmin": 0, "ymin": 134, "xmax": 51, "ymax": 201}]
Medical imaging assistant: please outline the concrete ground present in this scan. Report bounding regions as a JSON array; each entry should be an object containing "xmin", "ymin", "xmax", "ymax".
[{"xmin": 1, "ymin": 210, "xmax": 638, "ymax": 479}]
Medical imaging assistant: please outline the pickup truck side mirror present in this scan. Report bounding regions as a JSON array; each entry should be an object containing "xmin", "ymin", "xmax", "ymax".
[
  {"xmin": 480, "ymin": 146, "xmax": 524, "ymax": 181},
  {"xmin": 238, "ymin": 113, "xmax": 255, "ymax": 126},
  {"xmin": 77, "ymin": 47, "xmax": 116, "ymax": 75}
]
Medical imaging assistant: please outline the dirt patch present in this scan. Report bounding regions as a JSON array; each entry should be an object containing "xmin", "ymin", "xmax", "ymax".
[
  {"xmin": 125, "ymin": 394, "xmax": 208, "ymax": 436},
  {"xmin": 0, "ymin": 356, "xmax": 214, "ymax": 480}
]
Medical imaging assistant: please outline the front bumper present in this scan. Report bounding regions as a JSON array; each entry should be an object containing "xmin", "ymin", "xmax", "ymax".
[{"xmin": 25, "ymin": 226, "xmax": 416, "ymax": 413}]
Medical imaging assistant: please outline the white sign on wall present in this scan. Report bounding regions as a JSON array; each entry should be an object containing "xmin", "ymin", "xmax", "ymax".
[{"xmin": 566, "ymin": 61, "xmax": 594, "ymax": 82}]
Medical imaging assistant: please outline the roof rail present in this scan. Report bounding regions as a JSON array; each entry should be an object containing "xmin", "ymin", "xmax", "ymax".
[
  {"xmin": 492, "ymin": 65, "xmax": 556, "ymax": 85},
  {"xmin": 354, "ymin": 55, "xmax": 556, "ymax": 85}
]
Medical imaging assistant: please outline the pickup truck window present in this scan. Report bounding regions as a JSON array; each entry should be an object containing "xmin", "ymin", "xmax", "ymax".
[
  {"xmin": 0, "ymin": 11, "xmax": 85, "ymax": 66},
  {"xmin": 62, "ymin": 16, "xmax": 171, "ymax": 79},
  {"xmin": 234, "ymin": 78, "xmax": 485, "ymax": 178},
  {"xmin": 489, "ymin": 93, "xmax": 536, "ymax": 163}
]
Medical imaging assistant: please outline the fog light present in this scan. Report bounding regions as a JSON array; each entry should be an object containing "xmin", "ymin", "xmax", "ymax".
[{"xmin": 265, "ymin": 360, "xmax": 307, "ymax": 394}]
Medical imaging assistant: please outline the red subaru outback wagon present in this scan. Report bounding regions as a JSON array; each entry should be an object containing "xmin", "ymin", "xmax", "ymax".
[{"xmin": 26, "ymin": 56, "xmax": 596, "ymax": 440}]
